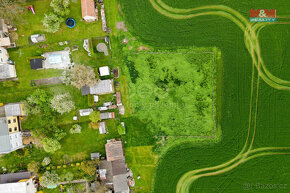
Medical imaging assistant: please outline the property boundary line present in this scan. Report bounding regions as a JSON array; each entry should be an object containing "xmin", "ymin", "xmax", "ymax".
[{"xmin": 130, "ymin": 51, "xmax": 217, "ymax": 138}]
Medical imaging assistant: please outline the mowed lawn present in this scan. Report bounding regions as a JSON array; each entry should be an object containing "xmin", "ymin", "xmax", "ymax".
[
  {"xmin": 125, "ymin": 146, "xmax": 159, "ymax": 193},
  {"xmin": 16, "ymin": 0, "xmax": 106, "ymax": 46}
]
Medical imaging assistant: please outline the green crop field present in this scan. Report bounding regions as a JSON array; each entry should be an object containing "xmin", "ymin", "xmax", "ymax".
[{"xmin": 120, "ymin": 0, "xmax": 290, "ymax": 192}]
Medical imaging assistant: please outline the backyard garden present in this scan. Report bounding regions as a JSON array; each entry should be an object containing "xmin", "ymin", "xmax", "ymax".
[{"xmin": 0, "ymin": 0, "xmax": 121, "ymax": 191}]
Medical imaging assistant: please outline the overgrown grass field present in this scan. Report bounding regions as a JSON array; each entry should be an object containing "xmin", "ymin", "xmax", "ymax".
[{"xmin": 120, "ymin": 0, "xmax": 290, "ymax": 192}]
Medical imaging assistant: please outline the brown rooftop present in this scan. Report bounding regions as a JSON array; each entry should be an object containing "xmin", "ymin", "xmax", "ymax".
[
  {"xmin": 81, "ymin": 0, "xmax": 96, "ymax": 19},
  {"xmin": 105, "ymin": 140, "xmax": 124, "ymax": 161},
  {"xmin": 116, "ymin": 92, "xmax": 122, "ymax": 105}
]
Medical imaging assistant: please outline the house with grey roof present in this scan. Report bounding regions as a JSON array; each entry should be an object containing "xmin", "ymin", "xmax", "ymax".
[
  {"xmin": 0, "ymin": 47, "xmax": 16, "ymax": 80},
  {"xmin": 99, "ymin": 121, "xmax": 107, "ymax": 134},
  {"xmin": 99, "ymin": 139, "xmax": 129, "ymax": 193},
  {"xmin": 79, "ymin": 108, "xmax": 93, "ymax": 116},
  {"xmin": 0, "ymin": 172, "xmax": 37, "ymax": 193},
  {"xmin": 81, "ymin": 79, "xmax": 114, "ymax": 96},
  {"xmin": 100, "ymin": 112, "xmax": 115, "ymax": 120},
  {"xmin": 0, "ymin": 103, "xmax": 26, "ymax": 154}
]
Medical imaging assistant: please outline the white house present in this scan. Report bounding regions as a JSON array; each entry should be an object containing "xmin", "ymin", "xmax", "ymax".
[
  {"xmin": 0, "ymin": 47, "xmax": 16, "ymax": 80},
  {"xmin": 0, "ymin": 172, "xmax": 37, "ymax": 193}
]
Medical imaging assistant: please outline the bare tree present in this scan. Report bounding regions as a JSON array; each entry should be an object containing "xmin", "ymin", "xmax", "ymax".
[{"xmin": 71, "ymin": 64, "xmax": 97, "ymax": 89}]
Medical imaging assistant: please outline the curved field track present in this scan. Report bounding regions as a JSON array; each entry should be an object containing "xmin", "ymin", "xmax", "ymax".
[{"xmin": 120, "ymin": 0, "xmax": 290, "ymax": 192}]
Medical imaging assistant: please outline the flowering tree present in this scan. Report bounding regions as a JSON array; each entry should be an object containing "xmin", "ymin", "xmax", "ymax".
[
  {"xmin": 60, "ymin": 70, "xmax": 71, "ymax": 86},
  {"xmin": 42, "ymin": 13, "xmax": 64, "ymax": 33},
  {"xmin": 71, "ymin": 65, "xmax": 97, "ymax": 89},
  {"xmin": 50, "ymin": 93, "xmax": 75, "ymax": 114},
  {"xmin": 42, "ymin": 157, "xmax": 51, "ymax": 166},
  {"xmin": 40, "ymin": 171, "xmax": 60, "ymax": 188}
]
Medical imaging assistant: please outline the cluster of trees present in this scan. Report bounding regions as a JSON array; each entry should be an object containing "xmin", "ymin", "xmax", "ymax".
[
  {"xmin": 128, "ymin": 53, "xmax": 214, "ymax": 136},
  {"xmin": 24, "ymin": 89, "xmax": 75, "ymax": 153},
  {"xmin": 43, "ymin": 0, "xmax": 70, "ymax": 33}
]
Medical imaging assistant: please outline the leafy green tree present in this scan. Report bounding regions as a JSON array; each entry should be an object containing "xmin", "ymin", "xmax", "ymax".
[
  {"xmin": 40, "ymin": 171, "xmax": 60, "ymax": 188},
  {"xmin": 50, "ymin": 0, "xmax": 70, "ymax": 17},
  {"xmin": 41, "ymin": 138, "xmax": 61, "ymax": 153},
  {"xmin": 53, "ymin": 126, "xmax": 67, "ymax": 140},
  {"xmin": 89, "ymin": 111, "xmax": 101, "ymax": 123},
  {"xmin": 24, "ymin": 89, "xmax": 52, "ymax": 115},
  {"xmin": 42, "ymin": 12, "xmax": 64, "ymax": 33}
]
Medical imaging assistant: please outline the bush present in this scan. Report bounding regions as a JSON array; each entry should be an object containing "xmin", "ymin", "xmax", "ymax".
[
  {"xmin": 60, "ymin": 171, "xmax": 74, "ymax": 182},
  {"xmin": 42, "ymin": 12, "xmax": 64, "ymax": 33},
  {"xmin": 42, "ymin": 157, "xmax": 51, "ymax": 166},
  {"xmin": 88, "ymin": 122, "xmax": 99, "ymax": 130},
  {"xmin": 27, "ymin": 161, "xmax": 40, "ymax": 174},
  {"xmin": 70, "ymin": 124, "xmax": 82, "ymax": 134},
  {"xmin": 81, "ymin": 160, "xmax": 97, "ymax": 176},
  {"xmin": 88, "ymin": 95, "xmax": 95, "ymax": 107},
  {"xmin": 117, "ymin": 124, "xmax": 125, "ymax": 135},
  {"xmin": 41, "ymin": 138, "xmax": 61, "ymax": 153}
]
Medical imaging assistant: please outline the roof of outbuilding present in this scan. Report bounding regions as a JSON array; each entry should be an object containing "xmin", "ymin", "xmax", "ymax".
[
  {"xmin": 90, "ymin": 79, "xmax": 114, "ymax": 95},
  {"xmin": 81, "ymin": 86, "xmax": 90, "ymax": 96},
  {"xmin": 100, "ymin": 112, "xmax": 115, "ymax": 120},
  {"xmin": 99, "ymin": 66, "xmax": 110, "ymax": 76},
  {"xmin": 81, "ymin": 0, "xmax": 96, "ymax": 18},
  {"xmin": 0, "ymin": 64, "xmax": 16, "ymax": 79},
  {"xmin": 4, "ymin": 103, "xmax": 22, "ymax": 117},
  {"xmin": 111, "ymin": 158, "xmax": 127, "ymax": 176},
  {"xmin": 0, "ymin": 172, "xmax": 31, "ymax": 184},
  {"xmin": 105, "ymin": 140, "xmax": 124, "ymax": 161},
  {"xmin": 113, "ymin": 174, "xmax": 129, "ymax": 193},
  {"xmin": 30, "ymin": 58, "xmax": 43, "ymax": 70}
]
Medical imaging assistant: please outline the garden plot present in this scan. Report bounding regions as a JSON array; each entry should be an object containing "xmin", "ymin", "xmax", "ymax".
[{"xmin": 124, "ymin": 50, "xmax": 217, "ymax": 137}]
